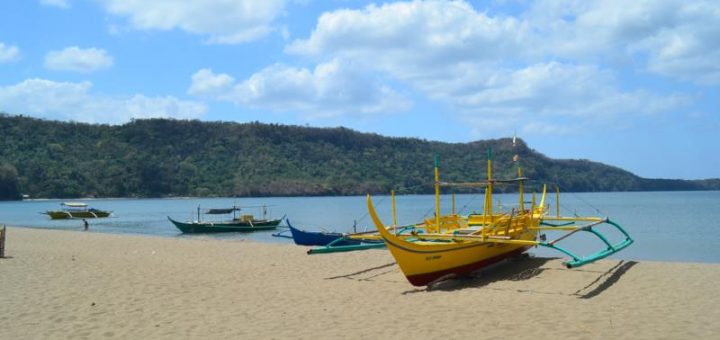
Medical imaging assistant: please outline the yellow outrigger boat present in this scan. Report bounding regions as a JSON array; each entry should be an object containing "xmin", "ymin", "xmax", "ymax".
[{"xmin": 367, "ymin": 150, "xmax": 634, "ymax": 286}]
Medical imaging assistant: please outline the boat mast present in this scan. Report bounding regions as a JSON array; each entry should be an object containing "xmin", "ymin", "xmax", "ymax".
[
  {"xmin": 513, "ymin": 135, "xmax": 524, "ymax": 213},
  {"xmin": 391, "ymin": 190, "xmax": 398, "ymax": 230},
  {"xmin": 518, "ymin": 166, "xmax": 524, "ymax": 212},
  {"xmin": 434, "ymin": 155, "xmax": 441, "ymax": 232},
  {"xmin": 451, "ymin": 193, "xmax": 456, "ymax": 216},
  {"xmin": 556, "ymin": 186, "xmax": 561, "ymax": 218},
  {"xmin": 482, "ymin": 149, "xmax": 493, "ymax": 240},
  {"xmin": 486, "ymin": 148, "xmax": 493, "ymax": 219}
]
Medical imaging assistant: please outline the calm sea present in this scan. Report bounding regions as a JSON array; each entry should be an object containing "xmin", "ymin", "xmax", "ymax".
[{"xmin": 1, "ymin": 191, "xmax": 718, "ymax": 263}]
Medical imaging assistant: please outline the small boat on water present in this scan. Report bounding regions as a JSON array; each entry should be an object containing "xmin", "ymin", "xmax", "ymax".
[
  {"xmin": 168, "ymin": 205, "xmax": 284, "ymax": 233},
  {"xmin": 43, "ymin": 202, "xmax": 112, "ymax": 219},
  {"xmin": 273, "ymin": 219, "xmax": 363, "ymax": 246}
]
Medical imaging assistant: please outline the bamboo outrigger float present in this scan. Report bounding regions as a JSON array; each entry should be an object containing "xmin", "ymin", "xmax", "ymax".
[{"xmin": 367, "ymin": 149, "xmax": 634, "ymax": 286}]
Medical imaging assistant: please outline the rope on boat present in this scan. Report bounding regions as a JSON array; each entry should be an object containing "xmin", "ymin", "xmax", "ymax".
[
  {"xmin": 552, "ymin": 181, "xmax": 605, "ymax": 216},
  {"xmin": 353, "ymin": 195, "xmax": 388, "ymax": 225},
  {"xmin": 457, "ymin": 192, "xmax": 482, "ymax": 215}
]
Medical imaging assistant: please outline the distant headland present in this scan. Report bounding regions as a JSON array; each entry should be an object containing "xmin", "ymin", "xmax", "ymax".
[{"xmin": 1, "ymin": 113, "xmax": 718, "ymax": 200}]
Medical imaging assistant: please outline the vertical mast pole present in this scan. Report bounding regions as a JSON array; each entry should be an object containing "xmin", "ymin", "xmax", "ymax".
[
  {"xmin": 513, "ymin": 135, "xmax": 524, "ymax": 213},
  {"xmin": 531, "ymin": 192, "xmax": 536, "ymax": 213},
  {"xmin": 556, "ymin": 186, "xmax": 561, "ymax": 218},
  {"xmin": 391, "ymin": 190, "xmax": 398, "ymax": 229},
  {"xmin": 487, "ymin": 148, "xmax": 493, "ymax": 220},
  {"xmin": 434, "ymin": 155, "xmax": 441, "ymax": 232},
  {"xmin": 518, "ymin": 165, "xmax": 524, "ymax": 212},
  {"xmin": 452, "ymin": 193, "xmax": 456, "ymax": 215}
]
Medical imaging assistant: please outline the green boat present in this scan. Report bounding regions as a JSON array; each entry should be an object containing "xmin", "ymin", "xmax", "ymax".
[
  {"xmin": 168, "ymin": 206, "xmax": 284, "ymax": 233},
  {"xmin": 43, "ymin": 202, "xmax": 112, "ymax": 219}
]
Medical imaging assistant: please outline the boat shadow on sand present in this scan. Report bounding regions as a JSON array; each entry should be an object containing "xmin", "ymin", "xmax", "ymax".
[
  {"xmin": 414, "ymin": 257, "xmax": 637, "ymax": 298},
  {"xmin": 327, "ymin": 255, "xmax": 637, "ymax": 299}
]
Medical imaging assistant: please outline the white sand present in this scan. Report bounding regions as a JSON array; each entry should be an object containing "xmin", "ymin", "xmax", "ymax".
[{"xmin": 1, "ymin": 227, "xmax": 718, "ymax": 339}]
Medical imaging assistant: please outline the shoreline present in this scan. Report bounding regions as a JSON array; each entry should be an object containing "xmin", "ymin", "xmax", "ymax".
[
  {"xmin": 10, "ymin": 188, "xmax": 720, "ymax": 202},
  {"xmin": 1, "ymin": 227, "xmax": 719, "ymax": 339}
]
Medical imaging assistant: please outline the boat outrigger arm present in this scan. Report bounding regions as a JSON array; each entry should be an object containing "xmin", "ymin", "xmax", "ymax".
[
  {"xmin": 303, "ymin": 225, "xmax": 388, "ymax": 254},
  {"xmin": 534, "ymin": 216, "xmax": 634, "ymax": 268}
]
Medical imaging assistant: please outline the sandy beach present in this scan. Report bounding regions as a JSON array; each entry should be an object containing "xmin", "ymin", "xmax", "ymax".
[{"xmin": 1, "ymin": 226, "xmax": 718, "ymax": 339}]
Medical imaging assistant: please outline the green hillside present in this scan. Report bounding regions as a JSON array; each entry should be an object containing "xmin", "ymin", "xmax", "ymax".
[{"xmin": 0, "ymin": 114, "xmax": 717, "ymax": 199}]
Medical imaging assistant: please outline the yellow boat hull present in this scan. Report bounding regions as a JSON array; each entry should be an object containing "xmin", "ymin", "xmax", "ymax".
[{"xmin": 368, "ymin": 195, "xmax": 539, "ymax": 286}]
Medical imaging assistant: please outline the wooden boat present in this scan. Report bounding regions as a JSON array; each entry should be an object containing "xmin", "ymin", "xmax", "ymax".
[
  {"xmin": 274, "ymin": 220, "xmax": 363, "ymax": 246},
  {"xmin": 43, "ymin": 202, "xmax": 112, "ymax": 219},
  {"xmin": 168, "ymin": 205, "xmax": 283, "ymax": 233},
  {"xmin": 367, "ymin": 149, "xmax": 634, "ymax": 286}
]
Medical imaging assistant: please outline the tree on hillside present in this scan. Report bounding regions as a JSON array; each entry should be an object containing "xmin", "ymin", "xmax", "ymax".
[{"xmin": 0, "ymin": 163, "xmax": 21, "ymax": 200}]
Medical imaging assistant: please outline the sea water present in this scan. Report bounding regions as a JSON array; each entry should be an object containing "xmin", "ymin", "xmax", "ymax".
[{"xmin": 1, "ymin": 191, "xmax": 718, "ymax": 263}]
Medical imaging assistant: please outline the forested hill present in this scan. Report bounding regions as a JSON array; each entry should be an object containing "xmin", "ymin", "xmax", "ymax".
[{"xmin": 0, "ymin": 114, "xmax": 718, "ymax": 199}]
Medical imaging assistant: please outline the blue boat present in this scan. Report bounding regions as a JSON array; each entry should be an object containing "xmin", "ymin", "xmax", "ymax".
[{"xmin": 275, "ymin": 220, "xmax": 362, "ymax": 246}]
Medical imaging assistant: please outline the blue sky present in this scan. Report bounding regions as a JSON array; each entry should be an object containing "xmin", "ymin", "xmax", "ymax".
[{"xmin": 0, "ymin": 0, "xmax": 718, "ymax": 180}]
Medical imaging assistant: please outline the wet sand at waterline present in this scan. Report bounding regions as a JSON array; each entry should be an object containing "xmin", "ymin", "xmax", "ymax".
[{"xmin": 1, "ymin": 227, "xmax": 718, "ymax": 339}]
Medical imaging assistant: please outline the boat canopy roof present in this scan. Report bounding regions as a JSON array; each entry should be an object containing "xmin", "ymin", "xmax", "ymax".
[
  {"xmin": 205, "ymin": 208, "xmax": 240, "ymax": 215},
  {"xmin": 62, "ymin": 202, "xmax": 88, "ymax": 208},
  {"xmin": 439, "ymin": 177, "xmax": 529, "ymax": 187}
]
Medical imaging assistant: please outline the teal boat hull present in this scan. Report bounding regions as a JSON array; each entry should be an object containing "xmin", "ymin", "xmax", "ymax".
[{"xmin": 168, "ymin": 216, "xmax": 281, "ymax": 233}]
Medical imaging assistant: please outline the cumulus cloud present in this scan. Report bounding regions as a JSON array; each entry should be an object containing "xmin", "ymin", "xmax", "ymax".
[
  {"xmin": 0, "ymin": 78, "xmax": 206, "ymax": 123},
  {"xmin": 44, "ymin": 47, "xmax": 114, "ymax": 72},
  {"xmin": 525, "ymin": 0, "xmax": 720, "ymax": 84},
  {"xmin": 99, "ymin": 0, "xmax": 286, "ymax": 44},
  {"xmin": 188, "ymin": 60, "xmax": 411, "ymax": 117},
  {"xmin": 287, "ymin": 1, "xmax": 525, "ymax": 71},
  {"xmin": 0, "ymin": 42, "xmax": 20, "ymax": 63},
  {"xmin": 455, "ymin": 63, "xmax": 689, "ymax": 134},
  {"xmin": 277, "ymin": 0, "xmax": 711, "ymax": 134},
  {"xmin": 188, "ymin": 69, "xmax": 236, "ymax": 97}
]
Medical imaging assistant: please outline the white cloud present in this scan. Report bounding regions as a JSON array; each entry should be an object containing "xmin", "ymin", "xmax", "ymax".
[
  {"xmin": 279, "ymin": 0, "xmax": 708, "ymax": 134},
  {"xmin": 526, "ymin": 0, "xmax": 720, "ymax": 84},
  {"xmin": 188, "ymin": 69, "xmax": 235, "ymax": 97},
  {"xmin": 99, "ymin": 0, "xmax": 286, "ymax": 44},
  {"xmin": 44, "ymin": 47, "xmax": 114, "ymax": 72},
  {"xmin": 0, "ymin": 78, "xmax": 206, "ymax": 123},
  {"xmin": 0, "ymin": 42, "xmax": 20, "ymax": 63},
  {"xmin": 289, "ymin": 0, "xmax": 720, "ymax": 85},
  {"xmin": 287, "ymin": 1, "xmax": 525, "ymax": 70},
  {"xmin": 188, "ymin": 60, "xmax": 411, "ymax": 117},
  {"xmin": 454, "ymin": 63, "xmax": 689, "ymax": 134},
  {"xmin": 40, "ymin": 0, "xmax": 69, "ymax": 9}
]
